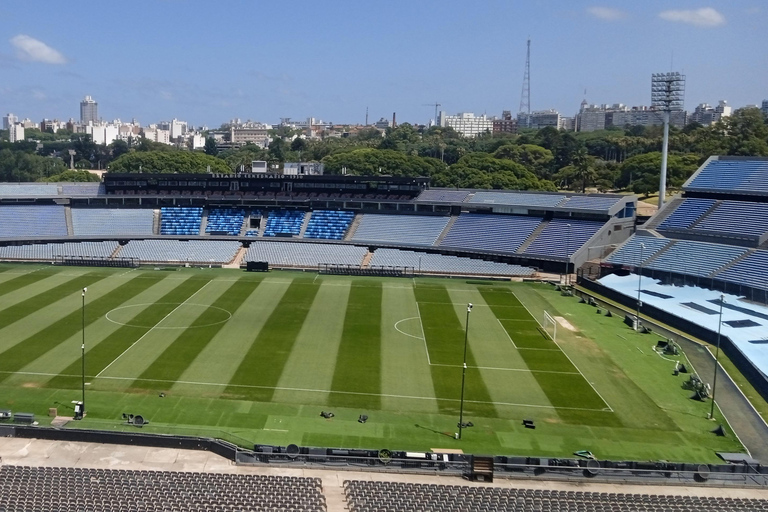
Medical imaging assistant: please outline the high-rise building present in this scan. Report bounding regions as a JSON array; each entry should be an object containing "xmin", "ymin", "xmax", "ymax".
[
  {"xmin": 689, "ymin": 100, "xmax": 732, "ymax": 126},
  {"xmin": 80, "ymin": 95, "xmax": 98, "ymax": 124},
  {"xmin": 9, "ymin": 123, "xmax": 25, "ymax": 143},
  {"xmin": 762, "ymin": 100, "xmax": 768, "ymax": 118},
  {"xmin": 438, "ymin": 111, "xmax": 493, "ymax": 137},
  {"xmin": 3, "ymin": 113, "xmax": 17, "ymax": 131}
]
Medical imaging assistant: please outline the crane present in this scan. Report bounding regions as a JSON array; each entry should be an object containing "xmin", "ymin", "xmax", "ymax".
[{"xmin": 423, "ymin": 103, "xmax": 441, "ymax": 126}]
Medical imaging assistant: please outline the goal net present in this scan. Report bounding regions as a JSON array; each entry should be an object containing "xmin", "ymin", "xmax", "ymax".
[{"xmin": 543, "ymin": 311, "xmax": 557, "ymax": 343}]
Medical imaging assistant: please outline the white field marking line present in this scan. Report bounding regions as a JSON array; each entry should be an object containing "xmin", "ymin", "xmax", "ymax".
[
  {"xmin": 94, "ymin": 281, "xmax": 213, "ymax": 378},
  {"xmin": 5, "ymin": 371, "xmax": 606, "ymax": 412},
  {"xmin": 116, "ymin": 268, "xmax": 137, "ymax": 278},
  {"xmin": 312, "ymin": 273, "xmax": 319, "ymax": 284},
  {"xmin": 393, "ymin": 317, "xmax": 424, "ymax": 340},
  {"xmin": 104, "ymin": 303, "xmax": 232, "ymax": 329},
  {"xmin": 511, "ymin": 290, "xmax": 614, "ymax": 413},
  {"xmin": 428, "ymin": 363, "xmax": 580, "ymax": 375},
  {"xmin": 683, "ymin": 348, "xmax": 753, "ymax": 458},
  {"xmin": 414, "ymin": 302, "xmax": 432, "ymax": 365},
  {"xmin": 264, "ymin": 429, "xmax": 289, "ymax": 432},
  {"xmin": 497, "ymin": 318, "xmax": 518, "ymax": 349}
]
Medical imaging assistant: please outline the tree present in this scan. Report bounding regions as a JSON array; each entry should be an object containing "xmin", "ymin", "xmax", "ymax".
[
  {"xmin": 109, "ymin": 140, "xmax": 130, "ymax": 160},
  {"xmin": 204, "ymin": 137, "xmax": 218, "ymax": 156},
  {"xmin": 617, "ymin": 152, "xmax": 699, "ymax": 197},
  {"xmin": 43, "ymin": 170, "xmax": 100, "ymax": 182},
  {"xmin": 108, "ymin": 151, "xmax": 229, "ymax": 173}
]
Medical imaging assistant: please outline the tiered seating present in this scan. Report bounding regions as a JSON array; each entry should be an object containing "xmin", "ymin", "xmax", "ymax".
[
  {"xmin": 415, "ymin": 189, "xmax": 471, "ymax": 202},
  {"xmin": 659, "ymin": 198, "xmax": 717, "ymax": 230},
  {"xmin": 604, "ymin": 236, "xmax": 670, "ymax": 267},
  {"xmin": 468, "ymin": 191, "xmax": 567, "ymax": 208},
  {"xmin": 559, "ymin": 195, "xmax": 622, "ymax": 210},
  {"xmin": 245, "ymin": 241, "xmax": 366, "ymax": 267},
  {"xmin": 0, "ymin": 241, "xmax": 118, "ymax": 260},
  {"xmin": 646, "ymin": 240, "xmax": 748, "ymax": 277},
  {"xmin": 304, "ymin": 210, "xmax": 355, "ymax": 240},
  {"xmin": 351, "ymin": 214, "xmax": 449, "ymax": 246},
  {"xmin": 686, "ymin": 158, "xmax": 768, "ymax": 194},
  {"xmin": 71, "ymin": 208, "xmax": 154, "ymax": 236},
  {"xmin": 160, "ymin": 207, "xmax": 203, "ymax": 235},
  {"xmin": 0, "ymin": 466, "xmax": 326, "ymax": 512},
  {"xmin": 523, "ymin": 218, "xmax": 604, "ymax": 257},
  {"xmin": 119, "ymin": 240, "xmax": 240, "ymax": 264},
  {"xmin": 370, "ymin": 249, "xmax": 535, "ymax": 276},
  {"xmin": 205, "ymin": 207, "xmax": 245, "ymax": 235},
  {"xmin": 60, "ymin": 183, "xmax": 104, "ymax": 196},
  {"xmin": 440, "ymin": 214, "xmax": 541, "ymax": 253},
  {"xmin": 692, "ymin": 200, "xmax": 768, "ymax": 238},
  {"xmin": 0, "ymin": 183, "xmax": 58, "ymax": 196},
  {"xmin": 0, "ymin": 205, "xmax": 68, "ymax": 238},
  {"xmin": 716, "ymin": 250, "xmax": 768, "ymax": 290},
  {"xmin": 344, "ymin": 480, "xmax": 768, "ymax": 512},
  {"xmin": 264, "ymin": 209, "xmax": 305, "ymax": 237}
]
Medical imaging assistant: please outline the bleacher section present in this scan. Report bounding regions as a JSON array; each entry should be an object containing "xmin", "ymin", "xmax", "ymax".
[
  {"xmin": 524, "ymin": 218, "xmax": 604, "ymax": 258},
  {"xmin": 659, "ymin": 198, "xmax": 717, "ymax": 230},
  {"xmin": 245, "ymin": 241, "xmax": 367, "ymax": 267},
  {"xmin": 559, "ymin": 195, "xmax": 622, "ymax": 210},
  {"xmin": 685, "ymin": 158, "xmax": 768, "ymax": 195},
  {"xmin": 0, "ymin": 183, "xmax": 58, "ymax": 196},
  {"xmin": 71, "ymin": 208, "xmax": 154, "ymax": 236},
  {"xmin": 0, "ymin": 205, "xmax": 68, "ymax": 238},
  {"xmin": 440, "ymin": 214, "xmax": 541, "ymax": 253},
  {"xmin": 693, "ymin": 200, "xmax": 768, "ymax": 239},
  {"xmin": 0, "ymin": 241, "xmax": 119, "ymax": 261},
  {"xmin": 415, "ymin": 189, "xmax": 471, "ymax": 202},
  {"xmin": 304, "ymin": 210, "xmax": 355, "ymax": 240},
  {"xmin": 160, "ymin": 207, "xmax": 203, "ymax": 236},
  {"xmin": 468, "ymin": 191, "xmax": 566, "ymax": 208},
  {"xmin": 370, "ymin": 249, "xmax": 535, "ymax": 276},
  {"xmin": 205, "ymin": 207, "xmax": 245, "ymax": 235},
  {"xmin": 60, "ymin": 183, "xmax": 104, "ymax": 196},
  {"xmin": 343, "ymin": 480, "xmax": 768, "ymax": 512},
  {"xmin": 0, "ymin": 465, "xmax": 326, "ymax": 512},
  {"xmin": 351, "ymin": 214, "xmax": 449, "ymax": 245},
  {"xmin": 716, "ymin": 250, "xmax": 768, "ymax": 291},
  {"xmin": 264, "ymin": 209, "xmax": 305, "ymax": 237},
  {"xmin": 646, "ymin": 240, "xmax": 748, "ymax": 277},
  {"xmin": 120, "ymin": 240, "xmax": 240, "ymax": 264},
  {"xmin": 604, "ymin": 236, "xmax": 670, "ymax": 267}
]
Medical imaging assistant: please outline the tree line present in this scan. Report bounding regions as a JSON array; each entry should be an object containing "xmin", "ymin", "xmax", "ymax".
[{"xmin": 1, "ymin": 107, "xmax": 766, "ymax": 196}]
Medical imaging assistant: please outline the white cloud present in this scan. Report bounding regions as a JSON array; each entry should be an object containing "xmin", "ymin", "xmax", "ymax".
[
  {"xmin": 10, "ymin": 34, "xmax": 67, "ymax": 64},
  {"xmin": 587, "ymin": 6, "xmax": 627, "ymax": 21},
  {"xmin": 658, "ymin": 7, "xmax": 725, "ymax": 27}
]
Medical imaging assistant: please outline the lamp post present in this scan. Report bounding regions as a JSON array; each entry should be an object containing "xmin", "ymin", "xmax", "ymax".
[
  {"xmin": 81, "ymin": 287, "xmax": 87, "ymax": 418},
  {"xmin": 709, "ymin": 294, "xmax": 725, "ymax": 420},
  {"xmin": 458, "ymin": 303, "xmax": 473, "ymax": 440},
  {"xmin": 635, "ymin": 243, "xmax": 645, "ymax": 331},
  {"xmin": 565, "ymin": 223, "xmax": 572, "ymax": 286}
]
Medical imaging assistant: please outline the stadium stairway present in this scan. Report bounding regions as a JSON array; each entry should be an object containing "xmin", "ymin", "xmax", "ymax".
[
  {"xmin": 239, "ymin": 214, "xmax": 249, "ymax": 236},
  {"xmin": 299, "ymin": 211, "xmax": 312, "ymax": 238},
  {"xmin": 223, "ymin": 245, "xmax": 247, "ymax": 268},
  {"xmin": 434, "ymin": 214, "xmax": 459, "ymax": 245},
  {"xmin": 640, "ymin": 240, "xmax": 675, "ymax": 267},
  {"xmin": 687, "ymin": 200, "xmax": 722, "ymax": 230},
  {"xmin": 199, "ymin": 208, "xmax": 209, "ymax": 235},
  {"xmin": 515, "ymin": 219, "xmax": 550, "ymax": 253},
  {"xmin": 708, "ymin": 248, "xmax": 755, "ymax": 278},
  {"xmin": 64, "ymin": 207, "xmax": 74, "ymax": 236},
  {"xmin": 110, "ymin": 244, "xmax": 123, "ymax": 259},
  {"xmin": 361, "ymin": 250, "xmax": 373, "ymax": 268},
  {"xmin": 642, "ymin": 196, "xmax": 684, "ymax": 230},
  {"xmin": 152, "ymin": 209, "xmax": 160, "ymax": 235},
  {"xmin": 344, "ymin": 214, "xmax": 363, "ymax": 240},
  {"xmin": 257, "ymin": 212, "xmax": 268, "ymax": 236}
]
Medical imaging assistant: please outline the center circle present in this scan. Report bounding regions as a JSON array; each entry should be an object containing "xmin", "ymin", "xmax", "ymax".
[{"xmin": 105, "ymin": 303, "xmax": 232, "ymax": 329}]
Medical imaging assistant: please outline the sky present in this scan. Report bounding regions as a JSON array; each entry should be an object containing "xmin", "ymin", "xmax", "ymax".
[{"xmin": 1, "ymin": 1, "xmax": 767, "ymax": 128}]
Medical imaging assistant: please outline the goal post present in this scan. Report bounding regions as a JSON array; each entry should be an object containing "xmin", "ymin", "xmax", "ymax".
[{"xmin": 543, "ymin": 311, "xmax": 557, "ymax": 343}]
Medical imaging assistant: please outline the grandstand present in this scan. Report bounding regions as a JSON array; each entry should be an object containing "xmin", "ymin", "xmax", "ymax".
[
  {"xmin": 304, "ymin": 210, "xmax": 355, "ymax": 240},
  {"xmin": 205, "ymin": 207, "xmax": 245, "ymax": 235},
  {"xmin": 351, "ymin": 214, "xmax": 450, "ymax": 246},
  {"xmin": 160, "ymin": 207, "xmax": 203, "ymax": 235},
  {"xmin": 72, "ymin": 208, "xmax": 154, "ymax": 236},
  {"xmin": 263, "ymin": 209, "xmax": 305, "ymax": 237},
  {"xmin": 440, "ymin": 214, "xmax": 542, "ymax": 253},
  {"xmin": 0, "ymin": 205, "xmax": 68, "ymax": 238},
  {"xmin": 369, "ymin": 248, "xmax": 535, "ymax": 276},
  {"xmin": 245, "ymin": 241, "xmax": 367, "ymax": 267},
  {"xmin": 119, "ymin": 240, "xmax": 240, "ymax": 264}
]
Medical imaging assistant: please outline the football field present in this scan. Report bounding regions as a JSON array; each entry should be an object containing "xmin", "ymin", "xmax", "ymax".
[{"xmin": 0, "ymin": 263, "xmax": 744, "ymax": 462}]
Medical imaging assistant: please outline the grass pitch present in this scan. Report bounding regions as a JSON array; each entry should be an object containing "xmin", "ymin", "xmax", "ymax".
[{"xmin": 0, "ymin": 264, "xmax": 747, "ymax": 462}]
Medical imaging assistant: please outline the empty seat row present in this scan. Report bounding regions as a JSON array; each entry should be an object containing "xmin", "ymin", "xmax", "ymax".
[
  {"xmin": 304, "ymin": 210, "xmax": 355, "ymax": 240},
  {"xmin": 160, "ymin": 207, "xmax": 203, "ymax": 236},
  {"xmin": 440, "ymin": 214, "xmax": 542, "ymax": 253},
  {"xmin": 352, "ymin": 214, "xmax": 449, "ymax": 246}
]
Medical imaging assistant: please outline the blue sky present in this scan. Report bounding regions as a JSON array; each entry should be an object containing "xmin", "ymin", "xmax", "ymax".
[{"xmin": 2, "ymin": 1, "xmax": 766, "ymax": 127}]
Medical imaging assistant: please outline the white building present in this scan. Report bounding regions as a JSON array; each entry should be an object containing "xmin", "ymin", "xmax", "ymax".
[
  {"xmin": 438, "ymin": 111, "xmax": 493, "ymax": 137},
  {"xmin": 689, "ymin": 101, "xmax": 732, "ymax": 126},
  {"xmin": 9, "ymin": 124, "xmax": 24, "ymax": 143},
  {"xmin": 3, "ymin": 113, "xmax": 18, "ymax": 131}
]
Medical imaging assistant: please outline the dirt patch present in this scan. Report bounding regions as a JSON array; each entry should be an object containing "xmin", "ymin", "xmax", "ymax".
[
  {"xmin": 22, "ymin": 382, "xmax": 41, "ymax": 388},
  {"xmin": 554, "ymin": 316, "xmax": 577, "ymax": 332}
]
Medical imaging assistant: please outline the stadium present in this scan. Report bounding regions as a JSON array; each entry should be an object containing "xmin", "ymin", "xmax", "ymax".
[{"xmin": 2, "ymin": 157, "xmax": 768, "ymax": 510}]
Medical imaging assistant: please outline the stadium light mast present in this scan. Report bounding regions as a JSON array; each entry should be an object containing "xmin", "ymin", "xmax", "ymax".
[
  {"xmin": 709, "ymin": 294, "xmax": 726, "ymax": 420},
  {"xmin": 457, "ymin": 303, "xmax": 473, "ymax": 440},
  {"xmin": 635, "ymin": 243, "xmax": 645, "ymax": 331},
  {"xmin": 651, "ymin": 72, "xmax": 685, "ymax": 209}
]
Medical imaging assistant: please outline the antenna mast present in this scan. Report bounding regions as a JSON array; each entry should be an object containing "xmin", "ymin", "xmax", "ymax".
[{"xmin": 519, "ymin": 38, "xmax": 531, "ymax": 118}]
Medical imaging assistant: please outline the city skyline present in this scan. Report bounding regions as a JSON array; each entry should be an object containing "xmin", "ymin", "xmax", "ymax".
[{"xmin": 2, "ymin": 1, "xmax": 767, "ymax": 127}]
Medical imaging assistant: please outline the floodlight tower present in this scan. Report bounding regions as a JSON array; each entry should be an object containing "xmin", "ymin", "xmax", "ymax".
[{"xmin": 651, "ymin": 72, "xmax": 685, "ymax": 209}]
